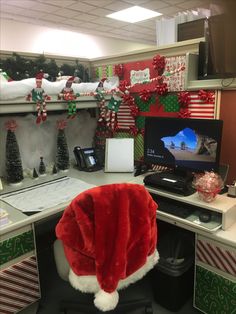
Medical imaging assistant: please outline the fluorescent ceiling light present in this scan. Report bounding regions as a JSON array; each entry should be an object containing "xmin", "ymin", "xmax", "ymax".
[{"xmin": 106, "ymin": 6, "xmax": 162, "ymax": 23}]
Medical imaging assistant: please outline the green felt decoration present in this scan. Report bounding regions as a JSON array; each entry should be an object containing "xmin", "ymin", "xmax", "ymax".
[
  {"xmin": 136, "ymin": 116, "xmax": 146, "ymax": 129},
  {"xmin": 108, "ymin": 96, "xmax": 122, "ymax": 112},
  {"xmin": 159, "ymin": 95, "xmax": 180, "ymax": 112},
  {"xmin": 134, "ymin": 134, "xmax": 144, "ymax": 161},
  {"xmin": 195, "ymin": 265, "xmax": 236, "ymax": 314},
  {"xmin": 135, "ymin": 95, "xmax": 156, "ymax": 112},
  {"xmin": 106, "ymin": 65, "xmax": 113, "ymax": 77},
  {"xmin": 0, "ymin": 230, "xmax": 34, "ymax": 265}
]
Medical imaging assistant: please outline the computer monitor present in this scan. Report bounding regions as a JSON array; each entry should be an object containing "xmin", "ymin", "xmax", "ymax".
[{"xmin": 144, "ymin": 117, "xmax": 223, "ymax": 175}]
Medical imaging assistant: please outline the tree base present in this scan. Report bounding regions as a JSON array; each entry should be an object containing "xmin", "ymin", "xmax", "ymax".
[{"xmin": 8, "ymin": 181, "xmax": 23, "ymax": 187}]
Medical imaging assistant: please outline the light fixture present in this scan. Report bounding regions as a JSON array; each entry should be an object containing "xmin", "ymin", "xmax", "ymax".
[{"xmin": 106, "ymin": 6, "xmax": 162, "ymax": 23}]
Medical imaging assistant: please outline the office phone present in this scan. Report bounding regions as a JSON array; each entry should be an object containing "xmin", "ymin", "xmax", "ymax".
[{"xmin": 73, "ymin": 146, "xmax": 102, "ymax": 172}]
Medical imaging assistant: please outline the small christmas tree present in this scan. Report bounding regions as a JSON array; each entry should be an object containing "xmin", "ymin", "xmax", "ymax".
[
  {"xmin": 52, "ymin": 164, "xmax": 58, "ymax": 175},
  {"xmin": 5, "ymin": 120, "xmax": 24, "ymax": 184},
  {"xmin": 38, "ymin": 157, "xmax": 46, "ymax": 175},
  {"xmin": 94, "ymin": 121, "xmax": 113, "ymax": 166},
  {"xmin": 56, "ymin": 119, "xmax": 69, "ymax": 170},
  {"xmin": 33, "ymin": 168, "xmax": 39, "ymax": 179}
]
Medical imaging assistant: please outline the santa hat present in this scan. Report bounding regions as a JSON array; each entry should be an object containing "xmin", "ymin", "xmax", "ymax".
[
  {"xmin": 67, "ymin": 76, "xmax": 75, "ymax": 83},
  {"xmin": 36, "ymin": 72, "xmax": 44, "ymax": 81},
  {"xmin": 56, "ymin": 183, "xmax": 159, "ymax": 312}
]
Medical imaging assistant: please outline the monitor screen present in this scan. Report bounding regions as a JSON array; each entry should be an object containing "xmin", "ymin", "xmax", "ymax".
[{"xmin": 144, "ymin": 117, "xmax": 223, "ymax": 173}]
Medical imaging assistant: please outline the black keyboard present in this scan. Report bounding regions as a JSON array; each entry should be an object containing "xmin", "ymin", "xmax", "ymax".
[{"xmin": 152, "ymin": 194, "xmax": 195, "ymax": 219}]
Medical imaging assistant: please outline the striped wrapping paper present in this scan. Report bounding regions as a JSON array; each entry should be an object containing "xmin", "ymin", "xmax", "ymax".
[
  {"xmin": 196, "ymin": 239, "xmax": 236, "ymax": 277},
  {"xmin": 188, "ymin": 92, "xmax": 216, "ymax": 119},
  {"xmin": 0, "ymin": 255, "xmax": 40, "ymax": 314},
  {"xmin": 117, "ymin": 102, "xmax": 135, "ymax": 130}
]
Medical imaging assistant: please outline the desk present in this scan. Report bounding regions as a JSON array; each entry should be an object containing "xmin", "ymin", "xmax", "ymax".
[{"xmin": 0, "ymin": 170, "xmax": 236, "ymax": 314}]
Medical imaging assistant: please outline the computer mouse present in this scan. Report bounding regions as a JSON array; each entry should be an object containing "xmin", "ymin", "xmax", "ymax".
[{"xmin": 199, "ymin": 211, "xmax": 212, "ymax": 223}]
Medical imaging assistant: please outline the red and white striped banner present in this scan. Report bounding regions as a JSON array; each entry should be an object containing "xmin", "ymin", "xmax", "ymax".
[
  {"xmin": 196, "ymin": 239, "xmax": 236, "ymax": 277},
  {"xmin": 0, "ymin": 255, "xmax": 40, "ymax": 314},
  {"xmin": 117, "ymin": 102, "xmax": 135, "ymax": 130},
  {"xmin": 188, "ymin": 92, "xmax": 216, "ymax": 119}
]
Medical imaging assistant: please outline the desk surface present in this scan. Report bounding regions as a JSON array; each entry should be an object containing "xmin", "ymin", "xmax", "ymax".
[{"xmin": 0, "ymin": 169, "xmax": 236, "ymax": 247}]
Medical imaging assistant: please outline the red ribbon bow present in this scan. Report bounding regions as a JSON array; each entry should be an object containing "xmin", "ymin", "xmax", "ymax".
[
  {"xmin": 119, "ymin": 80, "xmax": 128, "ymax": 92},
  {"xmin": 129, "ymin": 126, "xmax": 138, "ymax": 136},
  {"xmin": 178, "ymin": 108, "xmax": 191, "ymax": 119},
  {"xmin": 198, "ymin": 90, "xmax": 214, "ymax": 103},
  {"xmin": 178, "ymin": 91, "xmax": 190, "ymax": 107},
  {"xmin": 130, "ymin": 105, "xmax": 139, "ymax": 117},
  {"xmin": 155, "ymin": 83, "xmax": 168, "ymax": 96},
  {"xmin": 139, "ymin": 89, "xmax": 151, "ymax": 102},
  {"xmin": 5, "ymin": 120, "xmax": 18, "ymax": 131},
  {"xmin": 152, "ymin": 55, "xmax": 166, "ymax": 75},
  {"xmin": 57, "ymin": 119, "xmax": 67, "ymax": 130}
]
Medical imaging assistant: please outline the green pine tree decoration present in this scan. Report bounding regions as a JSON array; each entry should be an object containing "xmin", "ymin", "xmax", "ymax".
[
  {"xmin": 5, "ymin": 120, "xmax": 24, "ymax": 184},
  {"xmin": 94, "ymin": 122, "xmax": 113, "ymax": 166},
  {"xmin": 33, "ymin": 167, "xmax": 39, "ymax": 179},
  {"xmin": 56, "ymin": 120, "xmax": 69, "ymax": 171},
  {"xmin": 52, "ymin": 164, "xmax": 58, "ymax": 175},
  {"xmin": 39, "ymin": 157, "xmax": 46, "ymax": 175}
]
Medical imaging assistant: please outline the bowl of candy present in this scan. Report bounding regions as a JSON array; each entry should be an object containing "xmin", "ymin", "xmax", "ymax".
[{"xmin": 193, "ymin": 171, "xmax": 223, "ymax": 203}]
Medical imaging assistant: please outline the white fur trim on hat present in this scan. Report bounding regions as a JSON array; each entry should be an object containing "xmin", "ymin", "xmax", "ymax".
[
  {"xmin": 94, "ymin": 289, "xmax": 119, "ymax": 312},
  {"xmin": 68, "ymin": 271, "xmax": 99, "ymax": 293},
  {"xmin": 68, "ymin": 249, "xmax": 159, "ymax": 293},
  {"xmin": 68, "ymin": 249, "xmax": 159, "ymax": 311}
]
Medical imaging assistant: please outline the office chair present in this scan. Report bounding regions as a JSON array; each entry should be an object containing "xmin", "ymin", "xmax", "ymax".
[{"xmin": 54, "ymin": 183, "xmax": 159, "ymax": 313}]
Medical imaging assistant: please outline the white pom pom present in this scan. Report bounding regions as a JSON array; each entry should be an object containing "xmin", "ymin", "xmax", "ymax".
[{"xmin": 94, "ymin": 289, "xmax": 119, "ymax": 312}]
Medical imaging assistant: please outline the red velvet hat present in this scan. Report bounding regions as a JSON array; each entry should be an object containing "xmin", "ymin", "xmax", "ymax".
[{"xmin": 56, "ymin": 183, "xmax": 159, "ymax": 312}]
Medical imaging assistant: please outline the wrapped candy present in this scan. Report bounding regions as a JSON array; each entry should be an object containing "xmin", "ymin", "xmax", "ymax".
[{"xmin": 193, "ymin": 171, "xmax": 223, "ymax": 202}]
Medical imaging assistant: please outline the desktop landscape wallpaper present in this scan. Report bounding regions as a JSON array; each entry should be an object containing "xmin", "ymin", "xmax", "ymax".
[{"xmin": 162, "ymin": 127, "xmax": 217, "ymax": 163}]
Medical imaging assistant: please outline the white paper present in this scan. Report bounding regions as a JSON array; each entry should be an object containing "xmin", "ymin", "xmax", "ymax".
[
  {"xmin": 105, "ymin": 138, "xmax": 134, "ymax": 172},
  {"xmin": 0, "ymin": 177, "xmax": 95, "ymax": 212}
]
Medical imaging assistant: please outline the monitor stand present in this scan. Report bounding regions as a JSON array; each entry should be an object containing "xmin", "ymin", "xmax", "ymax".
[{"xmin": 143, "ymin": 169, "xmax": 195, "ymax": 196}]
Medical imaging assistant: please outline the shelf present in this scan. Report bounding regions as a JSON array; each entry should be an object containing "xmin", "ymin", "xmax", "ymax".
[
  {"xmin": 185, "ymin": 53, "xmax": 236, "ymax": 90},
  {"xmin": 0, "ymin": 95, "xmax": 111, "ymax": 114}
]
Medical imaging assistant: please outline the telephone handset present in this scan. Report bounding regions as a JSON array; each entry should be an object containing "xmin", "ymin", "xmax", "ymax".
[{"xmin": 73, "ymin": 146, "xmax": 102, "ymax": 172}]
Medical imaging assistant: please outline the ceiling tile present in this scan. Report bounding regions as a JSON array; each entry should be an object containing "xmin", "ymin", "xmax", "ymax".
[
  {"xmin": 38, "ymin": 0, "xmax": 77, "ymax": 7},
  {"xmin": 177, "ymin": 0, "xmax": 210, "ymax": 10},
  {"xmin": 73, "ymin": 14, "xmax": 97, "ymax": 22},
  {"xmin": 164, "ymin": 0, "xmax": 187, "ymax": 4},
  {"xmin": 138, "ymin": 19, "xmax": 157, "ymax": 29},
  {"xmin": 41, "ymin": 14, "xmax": 66, "ymax": 22},
  {"xmin": 124, "ymin": 0, "xmax": 151, "ymax": 5},
  {"xmin": 94, "ymin": 17, "xmax": 113, "ymax": 25},
  {"xmin": 0, "ymin": 4, "xmax": 26, "ymax": 15},
  {"xmin": 142, "ymin": 0, "xmax": 169, "ymax": 10},
  {"xmin": 79, "ymin": 22, "xmax": 100, "ymax": 29},
  {"xmin": 105, "ymin": 1, "xmax": 132, "ymax": 11},
  {"xmin": 80, "ymin": 0, "xmax": 114, "ymax": 7},
  {"xmin": 64, "ymin": 19, "xmax": 84, "ymax": 27},
  {"xmin": 69, "ymin": 2, "xmax": 96, "ymax": 12},
  {"xmin": 90, "ymin": 7, "xmax": 113, "ymax": 16},
  {"xmin": 159, "ymin": 5, "xmax": 183, "ymax": 15},
  {"xmin": 29, "ymin": 2, "xmax": 58, "ymax": 13},
  {"xmin": 18, "ymin": 10, "xmax": 48, "ymax": 19},
  {"xmin": 0, "ymin": 0, "xmax": 35, "ymax": 8},
  {"xmin": 122, "ymin": 24, "xmax": 146, "ymax": 32},
  {"xmin": 52, "ymin": 8, "xmax": 79, "ymax": 18}
]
